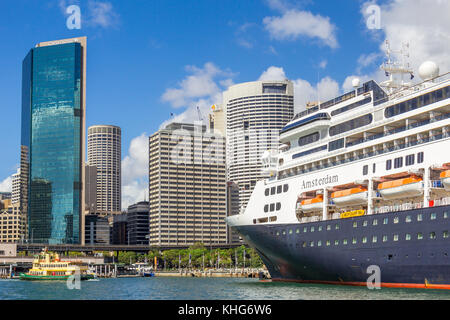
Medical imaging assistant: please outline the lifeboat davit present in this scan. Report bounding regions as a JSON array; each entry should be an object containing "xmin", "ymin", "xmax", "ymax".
[
  {"xmin": 378, "ymin": 176, "xmax": 423, "ymax": 200},
  {"xmin": 331, "ymin": 186, "xmax": 368, "ymax": 206},
  {"xmin": 299, "ymin": 195, "xmax": 323, "ymax": 212},
  {"xmin": 440, "ymin": 170, "xmax": 450, "ymax": 191}
]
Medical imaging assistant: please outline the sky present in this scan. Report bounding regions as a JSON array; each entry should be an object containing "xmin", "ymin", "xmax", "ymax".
[{"xmin": 0, "ymin": 0, "xmax": 449, "ymax": 209}]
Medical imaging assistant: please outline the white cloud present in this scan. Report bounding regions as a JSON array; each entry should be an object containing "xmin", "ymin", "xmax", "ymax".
[
  {"xmin": 263, "ymin": 9, "xmax": 338, "ymax": 48},
  {"xmin": 359, "ymin": 0, "xmax": 450, "ymax": 81},
  {"xmin": 59, "ymin": 0, "xmax": 120, "ymax": 29},
  {"xmin": 258, "ymin": 66, "xmax": 287, "ymax": 81},
  {"xmin": 0, "ymin": 176, "xmax": 12, "ymax": 193},
  {"xmin": 121, "ymin": 133, "xmax": 148, "ymax": 210}
]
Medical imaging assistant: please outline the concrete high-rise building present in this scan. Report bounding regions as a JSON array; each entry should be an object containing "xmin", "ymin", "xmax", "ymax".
[
  {"xmin": 11, "ymin": 169, "xmax": 20, "ymax": 205},
  {"xmin": 148, "ymin": 123, "xmax": 227, "ymax": 246},
  {"xmin": 87, "ymin": 125, "xmax": 121, "ymax": 215},
  {"xmin": 208, "ymin": 104, "xmax": 225, "ymax": 137},
  {"xmin": 223, "ymin": 80, "xmax": 294, "ymax": 213},
  {"xmin": 84, "ymin": 214, "xmax": 110, "ymax": 245},
  {"xmin": 21, "ymin": 37, "xmax": 87, "ymax": 244}
]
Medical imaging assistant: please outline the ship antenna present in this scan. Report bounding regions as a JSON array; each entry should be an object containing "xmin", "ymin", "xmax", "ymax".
[{"xmin": 380, "ymin": 40, "xmax": 414, "ymax": 95}]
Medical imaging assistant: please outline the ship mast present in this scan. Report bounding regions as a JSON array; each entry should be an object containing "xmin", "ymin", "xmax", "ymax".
[{"xmin": 379, "ymin": 40, "xmax": 415, "ymax": 96}]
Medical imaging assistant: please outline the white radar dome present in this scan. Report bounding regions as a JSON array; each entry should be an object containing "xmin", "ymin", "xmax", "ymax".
[
  {"xmin": 352, "ymin": 78, "xmax": 361, "ymax": 88},
  {"xmin": 418, "ymin": 61, "xmax": 439, "ymax": 81}
]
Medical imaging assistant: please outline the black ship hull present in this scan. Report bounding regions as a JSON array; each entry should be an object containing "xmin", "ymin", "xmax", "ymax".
[{"xmin": 233, "ymin": 205, "xmax": 450, "ymax": 289}]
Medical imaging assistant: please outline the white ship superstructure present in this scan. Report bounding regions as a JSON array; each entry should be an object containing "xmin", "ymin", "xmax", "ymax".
[{"xmin": 229, "ymin": 69, "xmax": 449, "ymax": 229}]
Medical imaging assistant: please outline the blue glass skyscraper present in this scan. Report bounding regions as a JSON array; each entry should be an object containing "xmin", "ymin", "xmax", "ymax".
[{"xmin": 21, "ymin": 37, "xmax": 86, "ymax": 244}]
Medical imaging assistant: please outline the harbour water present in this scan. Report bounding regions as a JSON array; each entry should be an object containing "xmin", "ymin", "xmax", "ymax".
[{"xmin": 1, "ymin": 277, "xmax": 450, "ymax": 300}]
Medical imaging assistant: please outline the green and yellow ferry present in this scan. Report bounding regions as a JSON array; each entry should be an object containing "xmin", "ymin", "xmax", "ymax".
[{"xmin": 19, "ymin": 248, "xmax": 95, "ymax": 281}]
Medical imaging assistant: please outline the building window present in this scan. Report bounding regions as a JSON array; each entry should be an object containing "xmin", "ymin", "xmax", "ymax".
[
  {"xmin": 431, "ymin": 213, "xmax": 437, "ymax": 220},
  {"xmin": 343, "ymin": 239, "xmax": 348, "ymax": 245},
  {"xmin": 372, "ymin": 219, "xmax": 378, "ymax": 226},
  {"xmin": 353, "ymin": 222, "xmax": 358, "ymax": 228},
  {"xmin": 430, "ymin": 232, "xmax": 436, "ymax": 240},
  {"xmin": 405, "ymin": 233, "xmax": 411, "ymax": 241},
  {"xmin": 303, "ymin": 227, "xmax": 307, "ymax": 233},
  {"xmin": 334, "ymin": 240, "xmax": 339, "ymax": 246},
  {"xmin": 383, "ymin": 218, "xmax": 388, "ymax": 225},
  {"xmin": 352, "ymin": 237, "xmax": 357, "ymax": 244},
  {"xmin": 393, "ymin": 217, "xmax": 399, "ymax": 224},
  {"xmin": 363, "ymin": 220, "xmax": 368, "ymax": 227},
  {"xmin": 443, "ymin": 231, "xmax": 449, "ymax": 239},
  {"xmin": 318, "ymin": 240, "xmax": 322, "ymax": 247},
  {"xmin": 310, "ymin": 226, "xmax": 315, "ymax": 232},
  {"xmin": 417, "ymin": 232, "xmax": 423, "ymax": 240},
  {"xmin": 418, "ymin": 214, "xmax": 423, "ymax": 222},
  {"xmin": 362, "ymin": 237, "xmax": 367, "ymax": 244},
  {"xmin": 383, "ymin": 235, "xmax": 388, "ymax": 242},
  {"xmin": 405, "ymin": 215, "xmax": 411, "ymax": 223},
  {"xmin": 393, "ymin": 234, "xmax": 399, "ymax": 241},
  {"xmin": 444, "ymin": 211, "xmax": 448, "ymax": 219},
  {"xmin": 372, "ymin": 236, "xmax": 377, "ymax": 243},
  {"xmin": 327, "ymin": 225, "xmax": 331, "ymax": 231},
  {"xmin": 326, "ymin": 240, "xmax": 331, "ymax": 246},
  {"xmin": 318, "ymin": 226, "xmax": 323, "ymax": 232}
]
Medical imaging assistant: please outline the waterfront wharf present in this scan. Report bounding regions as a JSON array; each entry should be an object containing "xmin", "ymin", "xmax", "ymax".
[{"xmin": 155, "ymin": 268, "xmax": 271, "ymax": 279}]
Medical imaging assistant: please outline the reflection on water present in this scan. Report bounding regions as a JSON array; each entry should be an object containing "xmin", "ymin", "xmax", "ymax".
[{"xmin": 1, "ymin": 277, "xmax": 450, "ymax": 300}]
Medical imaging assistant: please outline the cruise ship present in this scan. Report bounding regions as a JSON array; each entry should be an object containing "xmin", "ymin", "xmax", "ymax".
[{"xmin": 226, "ymin": 43, "xmax": 450, "ymax": 289}]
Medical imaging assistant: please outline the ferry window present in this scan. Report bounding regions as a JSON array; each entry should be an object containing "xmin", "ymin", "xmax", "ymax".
[
  {"xmin": 417, "ymin": 152, "xmax": 424, "ymax": 164},
  {"xmin": 372, "ymin": 219, "xmax": 378, "ymax": 226},
  {"xmin": 393, "ymin": 234, "xmax": 399, "ymax": 241},
  {"xmin": 318, "ymin": 240, "xmax": 322, "ymax": 247},
  {"xmin": 372, "ymin": 236, "xmax": 377, "ymax": 243},
  {"xmin": 283, "ymin": 184, "xmax": 289, "ymax": 192},
  {"xmin": 298, "ymin": 132, "xmax": 320, "ymax": 147},
  {"xmin": 405, "ymin": 154, "xmax": 415, "ymax": 166},
  {"xmin": 302, "ymin": 242, "xmax": 306, "ymax": 247},
  {"xmin": 329, "ymin": 114, "xmax": 373, "ymax": 136},
  {"xmin": 430, "ymin": 232, "xmax": 436, "ymax": 240},
  {"xmin": 264, "ymin": 205, "xmax": 269, "ymax": 213},
  {"xmin": 430, "ymin": 213, "xmax": 436, "ymax": 220},
  {"xmin": 405, "ymin": 215, "xmax": 411, "ymax": 223},
  {"xmin": 310, "ymin": 226, "xmax": 315, "ymax": 232},
  {"xmin": 331, "ymin": 96, "xmax": 372, "ymax": 116},
  {"xmin": 335, "ymin": 224, "xmax": 340, "ymax": 230},
  {"xmin": 334, "ymin": 240, "xmax": 339, "ymax": 246},
  {"xmin": 363, "ymin": 220, "xmax": 368, "ymax": 227},
  {"xmin": 362, "ymin": 237, "xmax": 367, "ymax": 244},
  {"xmin": 393, "ymin": 217, "xmax": 399, "ymax": 224},
  {"xmin": 353, "ymin": 222, "xmax": 358, "ymax": 228},
  {"xmin": 363, "ymin": 165, "xmax": 369, "ymax": 176},
  {"xmin": 310, "ymin": 241, "xmax": 314, "ymax": 247},
  {"xmin": 296, "ymin": 229, "xmax": 300, "ymax": 234},
  {"xmin": 318, "ymin": 226, "xmax": 323, "ymax": 232},
  {"xmin": 386, "ymin": 160, "xmax": 392, "ymax": 171},
  {"xmin": 303, "ymin": 227, "xmax": 307, "ymax": 233},
  {"xmin": 343, "ymin": 239, "xmax": 348, "ymax": 245},
  {"xmin": 405, "ymin": 233, "xmax": 411, "ymax": 241},
  {"xmin": 417, "ymin": 232, "xmax": 423, "ymax": 240},
  {"xmin": 277, "ymin": 185, "xmax": 282, "ymax": 194},
  {"xmin": 326, "ymin": 225, "xmax": 331, "ymax": 231},
  {"xmin": 326, "ymin": 240, "xmax": 331, "ymax": 246},
  {"xmin": 444, "ymin": 211, "xmax": 449, "ymax": 219},
  {"xmin": 270, "ymin": 187, "xmax": 276, "ymax": 195},
  {"xmin": 276, "ymin": 203, "xmax": 281, "ymax": 211},
  {"xmin": 394, "ymin": 157, "xmax": 403, "ymax": 169},
  {"xmin": 276, "ymin": 231, "xmax": 280, "ymax": 236},
  {"xmin": 417, "ymin": 214, "xmax": 423, "ymax": 222},
  {"xmin": 328, "ymin": 138, "xmax": 345, "ymax": 152},
  {"xmin": 382, "ymin": 235, "xmax": 388, "ymax": 242},
  {"xmin": 443, "ymin": 231, "xmax": 449, "ymax": 239},
  {"xmin": 265, "ymin": 189, "xmax": 269, "ymax": 196},
  {"xmin": 270, "ymin": 203, "xmax": 275, "ymax": 212},
  {"xmin": 352, "ymin": 237, "xmax": 357, "ymax": 244},
  {"xmin": 383, "ymin": 218, "xmax": 388, "ymax": 224}
]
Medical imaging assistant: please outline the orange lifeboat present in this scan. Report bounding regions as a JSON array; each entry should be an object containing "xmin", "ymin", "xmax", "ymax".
[
  {"xmin": 440, "ymin": 170, "xmax": 450, "ymax": 191},
  {"xmin": 299, "ymin": 195, "xmax": 323, "ymax": 212},
  {"xmin": 378, "ymin": 176, "xmax": 423, "ymax": 200},
  {"xmin": 331, "ymin": 186, "xmax": 368, "ymax": 206}
]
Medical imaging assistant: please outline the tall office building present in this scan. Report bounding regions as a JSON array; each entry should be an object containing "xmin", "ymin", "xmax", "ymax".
[
  {"xmin": 127, "ymin": 201, "xmax": 150, "ymax": 245},
  {"xmin": 148, "ymin": 123, "xmax": 227, "ymax": 246},
  {"xmin": 11, "ymin": 169, "xmax": 20, "ymax": 205},
  {"xmin": 21, "ymin": 37, "xmax": 87, "ymax": 244},
  {"xmin": 87, "ymin": 125, "xmax": 121, "ymax": 215},
  {"xmin": 84, "ymin": 164, "xmax": 97, "ymax": 214},
  {"xmin": 223, "ymin": 80, "xmax": 294, "ymax": 213}
]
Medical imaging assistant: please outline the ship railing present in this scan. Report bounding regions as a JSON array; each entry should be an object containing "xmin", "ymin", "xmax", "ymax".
[{"xmin": 430, "ymin": 180, "xmax": 444, "ymax": 188}]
